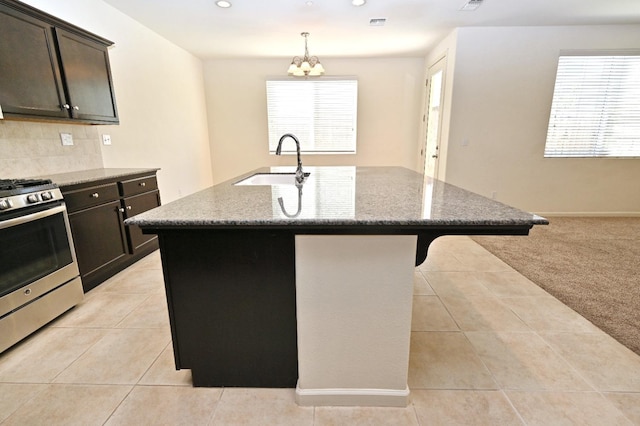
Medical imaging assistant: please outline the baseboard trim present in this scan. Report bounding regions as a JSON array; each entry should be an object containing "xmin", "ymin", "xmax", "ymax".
[{"xmin": 295, "ymin": 383, "xmax": 410, "ymax": 407}]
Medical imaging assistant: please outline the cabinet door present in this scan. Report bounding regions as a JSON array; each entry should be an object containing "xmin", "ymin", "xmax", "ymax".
[
  {"xmin": 123, "ymin": 190, "xmax": 161, "ymax": 253},
  {"xmin": 54, "ymin": 28, "xmax": 118, "ymax": 123},
  {"xmin": 68, "ymin": 200, "xmax": 127, "ymax": 289},
  {"xmin": 0, "ymin": 4, "xmax": 67, "ymax": 119}
]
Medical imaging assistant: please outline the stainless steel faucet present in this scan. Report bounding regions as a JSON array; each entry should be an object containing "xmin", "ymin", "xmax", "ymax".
[{"xmin": 275, "ymin": 133, "xmax": 305, "ymax": 185}]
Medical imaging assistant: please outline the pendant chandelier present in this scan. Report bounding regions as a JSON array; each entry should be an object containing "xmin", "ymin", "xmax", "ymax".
[{"xmin": 287, "ymin": 32, "xmax": 325, "ymax": 77}]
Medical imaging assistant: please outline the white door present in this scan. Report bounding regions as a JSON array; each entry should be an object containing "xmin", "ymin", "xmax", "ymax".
[{"xmin": 422, "ymin": 58, "xmax": 446, "ymax": 178}]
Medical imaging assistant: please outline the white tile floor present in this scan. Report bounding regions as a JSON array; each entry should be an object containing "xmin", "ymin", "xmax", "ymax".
[{"xmin": 1, "ymin": 236, "xmax": 640, "ymax": 425}]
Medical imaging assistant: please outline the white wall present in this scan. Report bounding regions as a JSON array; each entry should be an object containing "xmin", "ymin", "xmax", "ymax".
[
  {"xmin": 203, "ymin": 58, "xmax": 425, "ymax": 184},
  {"xmin": 430, "ymin": 25, "xmax": 640, "ymax": 215},
  {"xmin": 17, "ymin": 0, "xmax": 213, "ymax": 202}
]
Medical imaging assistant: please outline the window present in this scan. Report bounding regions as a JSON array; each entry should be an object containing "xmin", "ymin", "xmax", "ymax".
[
  {"xmin": 544, "ymin": 52, "xmax": 640, "ymax": 158},
  {"xmin": 266, "ymin": 78, "xmax": 358, "ymax": 154}
]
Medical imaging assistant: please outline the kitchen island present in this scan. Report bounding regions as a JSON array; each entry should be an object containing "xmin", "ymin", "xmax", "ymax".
[{"xmin": 127, "ymin": 166, "xmax": 547, "ymax": 407}]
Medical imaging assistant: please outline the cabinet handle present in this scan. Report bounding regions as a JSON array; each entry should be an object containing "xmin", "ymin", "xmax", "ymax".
[
  {"xmin": 139, "ymin": 182, "xmax": 146, "ymax": 187},
  {"xmin": 62, "ymin": 104, "xmax": 70, "ymax": 110},
  {"xmin": 73, "ymin": 106, "xmax": 80, "ymax": 111},
  {"xmin": 118, "ymin": 208, "xmax": 125, "ymax": 213},
  {"xmin": 126, "ymin": 206, "xmax": 132, "ymax": 210},
  {"xmin": 91, "ymin": 193, "xmax": 99, "ymax": 198}
]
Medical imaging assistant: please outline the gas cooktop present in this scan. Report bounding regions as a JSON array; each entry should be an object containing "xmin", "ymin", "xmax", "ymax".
[{"xmin": 0, "ymin": 178, "xmax": 54, "ymax": 192}]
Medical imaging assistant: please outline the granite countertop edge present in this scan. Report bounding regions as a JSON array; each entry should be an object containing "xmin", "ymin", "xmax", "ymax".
[{"xmin": 130, "ymin": 217, "xmax": 547, "ymax": 228}]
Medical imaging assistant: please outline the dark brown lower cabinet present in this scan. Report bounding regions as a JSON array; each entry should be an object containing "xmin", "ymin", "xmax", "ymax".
[
  {"xmin": 68, "ymin": 200, "xmax": 128, "ymax": 283},
  {"xmin": 62, "ymin": 172, "xmax": 160, "ymax": 292}
]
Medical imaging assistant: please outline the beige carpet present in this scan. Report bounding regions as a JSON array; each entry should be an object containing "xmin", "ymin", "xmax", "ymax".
[{"xmin": 472, "ymin": 217, "xmax": 640, "ymax": 356}]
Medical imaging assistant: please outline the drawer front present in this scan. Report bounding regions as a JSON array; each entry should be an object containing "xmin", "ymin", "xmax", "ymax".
[
  {"xmin": 63, "ymin": 182, "xmax": 119, "ymax": 212},
  {"xmin": 119, "ymin": 175, "xmax": 158, "ymax": 197},
  {"xmin": 123, "ymin": 190, "xmax": 161, "ymax": 253}
]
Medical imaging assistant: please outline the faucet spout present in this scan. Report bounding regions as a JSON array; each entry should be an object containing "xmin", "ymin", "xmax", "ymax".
[{"xmin": 275, "ymin": 133, "xmax": 304, "ymax": 185}]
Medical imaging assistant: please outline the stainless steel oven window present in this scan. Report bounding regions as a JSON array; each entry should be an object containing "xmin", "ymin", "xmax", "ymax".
[{"xmin": 0, "ymin": 205, "xmax": 74, "ymax": 298}]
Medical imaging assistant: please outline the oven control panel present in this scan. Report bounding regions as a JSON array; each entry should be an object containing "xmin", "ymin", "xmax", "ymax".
[
  {"xmin": 0, "ymin": 188, "xmax": 63, "ymax": 213},
  {"xmin": 26, "ymin": 191, "xmax": 54, "ymax": 204}
]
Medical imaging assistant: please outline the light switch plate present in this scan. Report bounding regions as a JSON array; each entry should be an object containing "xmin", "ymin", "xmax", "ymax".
[
  {"xmin": 60, "ymin": 133, "xmax": 74, "ymax": 146},
  {"xmin": 102, "ymin": 134, "xmax": 112, "ymax": 145}
]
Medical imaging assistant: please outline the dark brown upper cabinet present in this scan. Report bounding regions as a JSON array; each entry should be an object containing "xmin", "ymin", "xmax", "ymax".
[
  {"xmin": 54, "ymin": 28, "xmax": 118, "ymax": 122},
  {"xmin": 0, "ymin": 0, "xmax": 118, "ymax": 124}
]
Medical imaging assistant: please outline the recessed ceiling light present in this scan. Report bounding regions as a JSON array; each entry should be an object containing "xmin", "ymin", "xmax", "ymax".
[
  {"xmin": 216, "ymin": 0, "xmax": 232, "ymax": 8},
  {"xmin": 352, "ymin": 0, "xmax": 366, "ymax": 6}
]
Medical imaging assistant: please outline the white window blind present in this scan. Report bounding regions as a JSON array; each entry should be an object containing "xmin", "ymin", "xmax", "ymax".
[
  {"xmin": 266, "ymin": 78, "xmax": 357, "ymax": 154},
  {"xmin": 544, "ymin": 54, "xmax": 640, "ymax": 158}
]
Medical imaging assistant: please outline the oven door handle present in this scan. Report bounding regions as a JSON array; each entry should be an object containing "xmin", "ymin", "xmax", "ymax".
[{"xmin": 0, "ymin": 203, "xmax": 67, "ymax": 230}]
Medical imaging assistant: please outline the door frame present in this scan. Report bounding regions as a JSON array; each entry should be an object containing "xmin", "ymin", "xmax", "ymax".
[{"xmin": 421, "ymin": 55, "xmax": 447, "ymax": 179}]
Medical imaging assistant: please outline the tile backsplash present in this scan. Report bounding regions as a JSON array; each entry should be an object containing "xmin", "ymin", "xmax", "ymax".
[{"xmin": 0, "ymin": 120, "xmax": 104, "ymax": 178}]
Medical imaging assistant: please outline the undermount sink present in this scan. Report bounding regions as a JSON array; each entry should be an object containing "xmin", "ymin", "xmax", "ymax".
[{"xmin": 234, "ymin": 172, "xmax": 310, "ymax": 186}]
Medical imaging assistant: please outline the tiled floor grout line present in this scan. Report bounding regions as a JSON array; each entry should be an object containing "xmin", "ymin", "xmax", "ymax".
[
  {"xmin": 101, "ymin": 384, "xmax": 136, "ymax": 426},
  {"xmin": 532, "ymin": 330, "xmax": 603, "ymax": 393},
  {"xmin": 485, "ymin": 289, "xmax": 599, "ymax": 400},
  {"xmin": 408, "ymin": 404, "xmax": 422, "ymax": 426},
  {"xmin": 134, "ymin": 340, "xmax": 171, "ymax": 387},
  {"xmin": 500, "ymin": 389, "xmax": 528, "ymax": 426}
]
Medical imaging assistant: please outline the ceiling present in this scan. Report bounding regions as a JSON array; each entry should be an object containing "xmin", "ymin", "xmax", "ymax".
[{"xmin": 102, "ymin": 0, "xmax": 640, "ymax": 59}]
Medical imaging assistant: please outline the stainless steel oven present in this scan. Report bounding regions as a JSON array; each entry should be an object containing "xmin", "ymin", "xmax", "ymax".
[{"xmin": 0, "ymin": 179, "xmax": 83, "ymax": 353}]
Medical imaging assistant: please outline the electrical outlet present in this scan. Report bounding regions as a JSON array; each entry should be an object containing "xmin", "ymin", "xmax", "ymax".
[
  {"xmin": 102, "ymin": 134, "xmax": 112, "ymax": 145},
  {"xmin": 60, "ymin": 133, "xmax": 74, "ymax": 146}
]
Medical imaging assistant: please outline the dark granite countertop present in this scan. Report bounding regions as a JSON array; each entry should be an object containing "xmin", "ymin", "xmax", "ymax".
[
  {"xmin": 125, "ymin": 166, "xmax": 547, "ymax": 230},
  {"xmin": 39, "ymin": 168, "xmax": 160, "ymax": 187}
]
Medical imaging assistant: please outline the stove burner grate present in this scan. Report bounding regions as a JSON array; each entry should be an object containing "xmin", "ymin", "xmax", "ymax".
[{"xmin": 0, "ymin": 179, "xmax": 53, "ymax": 191}]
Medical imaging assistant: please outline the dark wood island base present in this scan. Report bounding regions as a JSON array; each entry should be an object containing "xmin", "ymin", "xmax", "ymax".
[
  {"xmin": 156, "ymin": 225, "xmax": 532, "ymax": 388},
  {"xmin": 158, "ymin": 229, "xmax": 298, "ymax": 387}
]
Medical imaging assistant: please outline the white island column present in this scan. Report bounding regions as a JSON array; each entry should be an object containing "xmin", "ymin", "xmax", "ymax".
[{"xmin": 294, "ymin": 234, "xmax": 417, "ymax": 407}]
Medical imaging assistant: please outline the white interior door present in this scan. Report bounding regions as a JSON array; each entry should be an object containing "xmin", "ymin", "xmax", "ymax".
[{"xmin": 422, "ymin": 58, "xmax": 446, "ymax": 178}]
